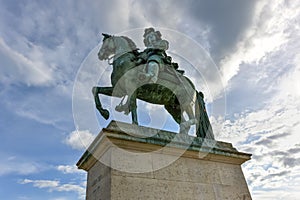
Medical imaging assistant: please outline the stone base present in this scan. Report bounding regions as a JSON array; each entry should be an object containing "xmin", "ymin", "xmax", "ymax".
[{"xmin": 77, "ymin": 121, "xmax": 252, "ymax": 200}]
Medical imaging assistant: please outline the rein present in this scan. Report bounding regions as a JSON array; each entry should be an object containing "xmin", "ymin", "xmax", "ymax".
[
  {"xmin": 108, "ymin": 55, "xmax": 114, "ymax": 65},
  {"xmin": 102, "ymin": 36, "xmax": 139, "ymax": 66},
  {"xmin": 106, "ymin": 36, "xmax": 117, "ymax": 65},
  {"xmin": 106, "ymin": 36, "xmax": 131, "ymax": 65}
]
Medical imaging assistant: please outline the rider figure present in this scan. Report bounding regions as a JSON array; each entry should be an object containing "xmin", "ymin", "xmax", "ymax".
[
  {"xmin": 115, "ymin": 28, "xmax": 182, "ymax": 114},
  {"xmin": 138, "ymin": 28, "xmax": 179, "ymax": 83}
]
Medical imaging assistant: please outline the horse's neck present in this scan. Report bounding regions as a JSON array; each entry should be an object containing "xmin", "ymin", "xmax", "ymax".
[{"xmin": 113, "ymin": 37, "xmax": 134, "ymax": 60}]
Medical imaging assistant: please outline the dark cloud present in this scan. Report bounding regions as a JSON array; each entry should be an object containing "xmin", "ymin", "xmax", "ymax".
[
  {"xmin": 242, "ymin": 147, "xmax": 257, "ymax": 153},
  {"xmin": 255, "ymin": 138, "xmax": 273, "ymax": 147},
  {"xmin": 281, "ymin": 157, "xmax": 300, "ymax": 168},
  {"xmin": 129, "ymin": 0, "xmax": 257, "ymax": 63},
  {"xmin": 288, "ymin": 147, "xmax": 300, "ymax": 154},
  {"xmin": 255, "ymin": 133, "xmax": 290, "ymax": 147},
  {"xmin": 267, "ymin": 148, "xmax": 300, "ymax": 167},
  {"xmin": 270, "ymin": 147, "xmax": 300, "ymax": 157},
  {"xmin": 264, "ymin": 170, "xmax": 291, "ymax": 179},
  {"xmin": 267, "ymin": 132, "xmax": 290, "ymax": 140},
  {"xmin": 270, "ymin": 150, "xmax": 288, "ymax": 157},
  {"xmin": 186, "ymin": 0, "xmax": 257, "ymax": 62},
  {"xmin": 251, "ymin": 154, "xmax": 264, "ymax": 162}
]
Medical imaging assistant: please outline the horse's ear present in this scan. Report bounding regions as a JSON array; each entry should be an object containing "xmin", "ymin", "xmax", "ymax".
[{"xmin": 102, "ymin": 33, "xmax": 112, "ymax": 41}]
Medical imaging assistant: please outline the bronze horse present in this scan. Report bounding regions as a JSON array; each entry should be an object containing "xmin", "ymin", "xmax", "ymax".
[{"xmin": 92, "ymin": 34, "xmax": 214, "ymax": 138}]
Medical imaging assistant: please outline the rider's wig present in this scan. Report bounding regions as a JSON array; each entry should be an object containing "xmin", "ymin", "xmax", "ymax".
[{"xmin": 143, "ymin": 27, "xmax": 163, "ymax": 46}]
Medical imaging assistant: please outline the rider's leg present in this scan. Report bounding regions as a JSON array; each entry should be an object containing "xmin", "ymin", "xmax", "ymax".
[
  {"xmin": 179, "ymin": 100, "xmax": 197, "ymax": 134},
  {"xmin": 146, "ymin": 61, "xmax": 159, "ymax": 83},
  {"xmin": 185, "ymin": 105, "xmax": 198, "ymax": 125},
  {"xmin": 179, "ymin": 111, "xmax": 187, "ymax": 134}
]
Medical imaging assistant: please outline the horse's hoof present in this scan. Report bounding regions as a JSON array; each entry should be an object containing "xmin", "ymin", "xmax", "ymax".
[
  {"xmin": 115, "ymin": 105, "xmax": 123, "ymax": 112},
  {"xmin": 179, "ymin": 123, "xmax": 189, "ymax": 135},
  {"xmin": 99, "ymin": 109, "xmax": 110, "ymax": 120}
]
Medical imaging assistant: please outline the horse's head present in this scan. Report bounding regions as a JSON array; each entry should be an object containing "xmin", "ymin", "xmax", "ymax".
[
  {"xmin": 98, "ymin": 34, "xmax": 138, "ymax": 62},
  {"xmin": 98, "ymin": 33, "xmax": 115, "ymax": 60}
]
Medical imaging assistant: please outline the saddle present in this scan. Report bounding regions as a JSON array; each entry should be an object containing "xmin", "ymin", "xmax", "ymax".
[{"xmin": 136, "ymin": 48, "xmax": 185, "ymax": 84}]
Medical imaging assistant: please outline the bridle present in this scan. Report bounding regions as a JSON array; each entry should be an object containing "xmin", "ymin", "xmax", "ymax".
[
  {"xmin": 101, "ymin": 35, "xmax": 134, "ymax": 65},
  {"xmin": 101, "ymin": 36, "xmax": 116, "ymax": 65}
]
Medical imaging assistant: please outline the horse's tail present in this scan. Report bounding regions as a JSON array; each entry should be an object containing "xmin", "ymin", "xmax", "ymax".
[{"xmin": 196, "ymin": 91, "xmax": 215, "ymax": 139}]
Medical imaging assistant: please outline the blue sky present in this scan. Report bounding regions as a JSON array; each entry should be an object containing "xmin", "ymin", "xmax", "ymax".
[{"xmin": 1, "ymin": 0, "xmax": 300, "ymax": 199}]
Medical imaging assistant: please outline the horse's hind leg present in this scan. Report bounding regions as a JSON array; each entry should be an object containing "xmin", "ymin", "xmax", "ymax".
[{"xmin": 130, "ymin": 91, "xmax": 138, "ymax": 125}]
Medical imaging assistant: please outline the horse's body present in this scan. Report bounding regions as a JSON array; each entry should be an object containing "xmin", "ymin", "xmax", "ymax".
[{"xmin": 93, "ymin": 34, "xmax": 214, "ymax": 138}]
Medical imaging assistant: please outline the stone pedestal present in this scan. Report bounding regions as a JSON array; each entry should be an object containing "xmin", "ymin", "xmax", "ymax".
[{"xmin": 77, "ymin": 121, "xmax": 252, "ymax": 200}]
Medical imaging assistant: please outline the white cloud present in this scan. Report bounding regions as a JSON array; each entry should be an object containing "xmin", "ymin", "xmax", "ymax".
[
  {"xmin": 0, "ymin": 155, "xmax": 44, "ymax": 176},
  {"xmin": 1, "ymin": 1, "xmax": 299, "ymax": 199},
  {"xmin": 0, "ymin": 38, "xmax": 54, "ymax": 86},
  {"xmin": 20, "ymin": 179, "xmax": 59, "ymax": 188},
  {"xmin": 253, "ymin": 185, "xmax": 300, "ymax": 200},
  {"xmin": 0, "ymin": 1, "xmax": 112, "ymax": 88},
  {"xmin": 3, "ymin": 84, "xmax": 73, "ymax": 131},
  {"xmin": 19, "ymin": 179, "xmax": 85, "ymax": 200},
  {"xmin": 219, "ymin": 0, "xmax": 300, "ymax": 89},
  {"xmin": 212, "ymin": 63, "xmax": 300, "ymax": 199},
  {"xmin": 0, "ymin": 162, "xmax": 38, "ymax": 176},
  {"xmin": 57, "ymin": 165, "xmax": 85, "ymax": 174},
  {"xmin": 277, "ymin": 55, "xmax": 300, "ymax": 97},
  {"xmin": 211, "ymin": 10, "xmax": 300, "ymax": 195},
  {"xmin": 64, "ymin": 130, "xmax": 95, "ymax": 150}
]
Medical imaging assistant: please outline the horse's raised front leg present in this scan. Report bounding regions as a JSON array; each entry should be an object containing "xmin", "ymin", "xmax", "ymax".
[
  {"xmin": 92, "ymin": 86, "xmax": 112, "ymax": 120},
  {"xmin": 92, "ymin": 86, "xmax": 138, "ymax": 124}
]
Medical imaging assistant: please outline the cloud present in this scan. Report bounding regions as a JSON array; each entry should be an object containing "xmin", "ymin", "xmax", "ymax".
[
  {"xmin": 64, "ymin": 130, "xmax": 95, "ymax": 150},
  {"xmin": 0, "ymin": 154, "xmax": 45, "ymax": 176},
  {"xmin": 219, "ymin": 0, "xmax": 299, "ymax": 89},
  {"xmin": 19, "ymin": 179, "xmax": 85, "ymax": 200},
  {"xmin": 0, "ymin": 38, "xmax": 54, "ymax": 86},
  {"xmin": 253, "ymin": 187, "xmax": 300, "ymax": 200},
  {"xmin": 212, "ymin": 67, "xmax": 300, "ymax": 199},
  {"xmin": 57, "ymin": 165, "xmax": 85, "ymax": 174},
  {"xmin": 0, "ymin": 161, "xmax": 38, "ymax": 176},
  {"xmin": 20, "ymin": 179, "xmax": 59, "ymax": 188},
  {"xmin": 211, "ymin": 21, "xmax": 300, "ymax": 196},
  {"xmin": 177, "ymin": 0, "xmax": 257, "ymax": 60},
  {"xmin": 1, "ymin": 1, "xmax": 299, "ymax": 199},
  {"xmin": 0, "ymin": 0, "xmax": 113, "ymax": 88},
  {"xmin": 1, "ymin": 83, "xmax": 74, "ymax": 131}
]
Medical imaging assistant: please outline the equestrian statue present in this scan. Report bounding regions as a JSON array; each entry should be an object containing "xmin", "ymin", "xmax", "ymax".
[{"xmin": 92, "ymin": 28, "xmax": 214, "ymax": 139}]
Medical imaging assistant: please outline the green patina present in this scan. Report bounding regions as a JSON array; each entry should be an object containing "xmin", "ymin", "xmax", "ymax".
[{"xmin": 93, "ymin": 28, "xmax": 214, "ymax": 139}]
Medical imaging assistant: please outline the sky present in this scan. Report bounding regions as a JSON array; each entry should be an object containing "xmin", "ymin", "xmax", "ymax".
[{"xmin": 0, "ymin": 0, "xmax": 300, "ymax": 199}]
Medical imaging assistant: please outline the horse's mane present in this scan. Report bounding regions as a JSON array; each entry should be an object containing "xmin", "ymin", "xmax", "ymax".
[{"xmin": 121, "ymin": 36, "xmax": 138, "ymax": 51}]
